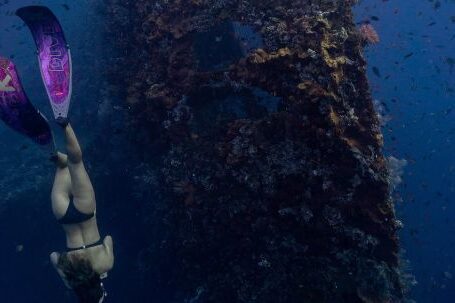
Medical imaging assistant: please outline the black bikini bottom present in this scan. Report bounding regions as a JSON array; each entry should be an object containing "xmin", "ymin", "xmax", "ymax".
[{"xmin": 66, "ymin": 238, "xmax": 103, "ymax": 252}]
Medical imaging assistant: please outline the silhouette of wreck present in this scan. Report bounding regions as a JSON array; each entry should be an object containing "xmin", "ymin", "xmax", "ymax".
[{"xmin": 106, "ymin": 1, "xmax": 412, "ymax": 302}]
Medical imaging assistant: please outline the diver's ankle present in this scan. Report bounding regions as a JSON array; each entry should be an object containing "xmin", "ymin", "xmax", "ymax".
[
  {"xmin": 49, "ymin": 153, "xmax": 59, "ymax": 163},
  {"xmin": 55, "ymin": 116, "xmax": 69, "ymax": 128}
]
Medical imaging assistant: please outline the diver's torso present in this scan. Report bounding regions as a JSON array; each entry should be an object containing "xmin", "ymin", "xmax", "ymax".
[{"xmin": 63, "ymin": 216, "xmax": 101, "ymax": 249}]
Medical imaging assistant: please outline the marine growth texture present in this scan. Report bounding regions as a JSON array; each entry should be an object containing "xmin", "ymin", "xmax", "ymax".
[{"xmin": 106, "ymin": 0, "xmax": 410, "ymax": 302}]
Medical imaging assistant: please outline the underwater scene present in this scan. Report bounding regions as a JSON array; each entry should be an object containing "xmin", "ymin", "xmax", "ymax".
[{"xmin": 0, "ymin": 0, "xmax": 454, "ymax": 302}]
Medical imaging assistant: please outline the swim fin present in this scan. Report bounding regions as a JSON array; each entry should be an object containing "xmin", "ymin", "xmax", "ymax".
[
  {"xmin": 0, "ymin": 57, "xmax": 53, "ymax": 146},
  {"xmin": 17, "ymin": 6, "xmax": 72, "ymax": 121}
]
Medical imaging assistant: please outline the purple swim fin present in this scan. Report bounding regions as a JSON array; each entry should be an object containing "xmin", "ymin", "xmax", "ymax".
[
  {"xmin": 0, "ymin": 57, "xmax": 53, "ymax": 145},
  {"xmin": 17, "ymin": 6, "xmax": 72, "ymax": 120}
]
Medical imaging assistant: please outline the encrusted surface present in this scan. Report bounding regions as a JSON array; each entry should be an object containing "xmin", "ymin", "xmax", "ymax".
[{"xmin": 106, "ymin": 1, "xmax": 409, "ymax": 302}]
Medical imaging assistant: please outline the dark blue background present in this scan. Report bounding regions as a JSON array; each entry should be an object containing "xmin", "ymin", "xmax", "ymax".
[
  {"xmin": 356, "ymin": 0, "xmax": 455, "ymax": 301},
  {"xmin": 0, "ymin": 0, "xmax": 454, "ymax": 302}
]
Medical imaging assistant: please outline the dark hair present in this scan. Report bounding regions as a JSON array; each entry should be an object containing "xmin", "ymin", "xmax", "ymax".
[{"xmin": 58, "ymin": 253, "xmax": 104, "ymax": 303}]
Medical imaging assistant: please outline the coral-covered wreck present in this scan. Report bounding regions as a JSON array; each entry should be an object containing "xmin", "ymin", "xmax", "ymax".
[{"xmin": 106, "ymin": 0, "xmax": 411, "ymax": 302}]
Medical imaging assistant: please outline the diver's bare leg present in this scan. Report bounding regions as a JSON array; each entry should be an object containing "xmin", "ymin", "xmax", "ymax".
[
  {"xmin": 51, "ymin": 153, "xmax": 71, "ymax": 219},
  {"xmin": 65, "ymin": 124, "xmax": 83, "ymax": 163},
  {"xmin": 63, "ymin": 124, "xmax": 96, "ymax": 212}
]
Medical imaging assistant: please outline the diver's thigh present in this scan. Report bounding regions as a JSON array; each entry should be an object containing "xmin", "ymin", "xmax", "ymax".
[
  {"xmin": 52, "ymin": 167, "xmax": 71, "ymax": 194},
  {"xmin": 67, "ymin": 163, "xmax": 95, "ymax": 204},
  {"xmin": 51, "ymin": 193, "xmax": 70, "ymax": 219}
]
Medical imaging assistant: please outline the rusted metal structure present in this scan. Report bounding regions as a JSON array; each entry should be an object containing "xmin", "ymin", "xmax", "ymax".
[{"xmin": 106, "ymin": 1, "xmax": 410, "ymax": 302}]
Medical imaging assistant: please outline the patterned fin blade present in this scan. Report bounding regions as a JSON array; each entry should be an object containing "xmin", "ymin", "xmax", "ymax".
[
  {"xmin": 17, "ymin": 6, "xmax": 72, "ymax": 119},
  {"xmin": 0, "ymin": 57, "xmax": 53, "ymax": 145}
]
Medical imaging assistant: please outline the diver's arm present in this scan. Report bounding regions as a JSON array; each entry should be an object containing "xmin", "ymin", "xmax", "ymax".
[
  {"xmin": 103, "ymin": 236, "xmax": 115, "ymax": 268},
  {"xmin": 103, "ymin": 236, "xmax": 113, "ymax": 252}
]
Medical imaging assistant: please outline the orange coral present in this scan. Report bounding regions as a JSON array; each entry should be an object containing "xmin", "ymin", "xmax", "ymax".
[{"xmin": 359, "ymin": 24, "xmax": 380, "ymax": 44}]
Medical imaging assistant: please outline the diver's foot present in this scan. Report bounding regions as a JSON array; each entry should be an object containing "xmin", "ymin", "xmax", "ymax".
[
  {"xmin": 49, "ymin": 154, "xmax": 58, "ymax": 163},
  {"xmin": 55, "ymin": 116, "xmax": 69, "ymax": 128},
  {"xmin": 51, "ymin": 151, "xmax": 68, "ymax": 168}
]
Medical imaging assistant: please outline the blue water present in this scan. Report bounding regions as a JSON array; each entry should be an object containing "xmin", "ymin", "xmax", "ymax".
[
  {"xmin": 0, "ymin": 1, "xmax": 148, "ymax": 302},
  {"xmin": 356, "ymin": 0, "xmax": 455, "ymax": 301},
  {"xmin": 0, "ymin": 0, "xmax": 454, "ymax": 302}
]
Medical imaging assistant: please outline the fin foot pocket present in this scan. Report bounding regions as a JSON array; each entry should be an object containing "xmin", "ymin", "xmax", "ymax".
[{"xmin": 55, "ymin": 117, "xmax": 69, "ymax": 128}]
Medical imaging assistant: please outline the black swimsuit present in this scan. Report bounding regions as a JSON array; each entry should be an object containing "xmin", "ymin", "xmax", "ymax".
[
  {"xmin": 57, "ymin": 197, "xmax": 95, "ymax": 225},
  {"xmin": 57, "ymin": 197, "xmax": 99, "ymax": 252},
  {"xmin": 66, "ymin": 239, "xmax": 104, "ymax": 252}
]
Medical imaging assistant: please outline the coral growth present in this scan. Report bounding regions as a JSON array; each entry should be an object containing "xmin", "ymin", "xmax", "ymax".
[
  {"xmin": 105, "ymin": 0, "xmax": 410, "ymax": 302},
  {"xmin": 359, "ymin": 23, "xmax": 380, "ymax": 44}
]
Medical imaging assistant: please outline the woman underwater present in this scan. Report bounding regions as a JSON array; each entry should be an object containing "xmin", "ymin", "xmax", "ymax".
[
  {"xmin": 0, "ymin": 5, "xmax": 115, "ymax": 301},
  {"xmin": 0, "ymin": 56, "xmax": 114, "ymax": 303},
  {"xmin": 50, "ymin": 120, "xmax": 114, "ymax": 303}
]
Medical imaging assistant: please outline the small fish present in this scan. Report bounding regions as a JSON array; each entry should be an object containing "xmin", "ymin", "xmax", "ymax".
[
  {"xmin": 433, "ymin": 1, "xmax": 441, "ymax": 10},
  {"xmin": 428, "ymin": 22, "xmax": 436, "ymax": 26},
  {"xmin": 370, "ymin": 16, "xmax": 379, "ymax": 21},
  {"xmin": 380, "ymin": 101, "xmax": 390, "ymax": 113},
  {"xmin": 404, "ymin": 52, "xmax": 414, "ymax": 59},
  {"xmin": 447, "ymin": 57, "xmax": 455, "ymax": 74},
  {"xmin": 435, "ymin": 65, "xmax": 441, "ymax": 74},
  {"xmin": 62, "ymin": 4, "xmax": 70, "ymax": 10},
  {"xmin": 372, "ymin": 66, "xmax": 381, "ymax": 78}
]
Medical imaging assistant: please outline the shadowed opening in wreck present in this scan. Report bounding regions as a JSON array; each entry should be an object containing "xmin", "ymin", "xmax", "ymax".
[
  {"xmin": 186, "ymin": 86, "xmax": 282, "ymax": 133},
  {"xmin": 193, "ymin": 21, "xmax": 263, "ymax": 72}
]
